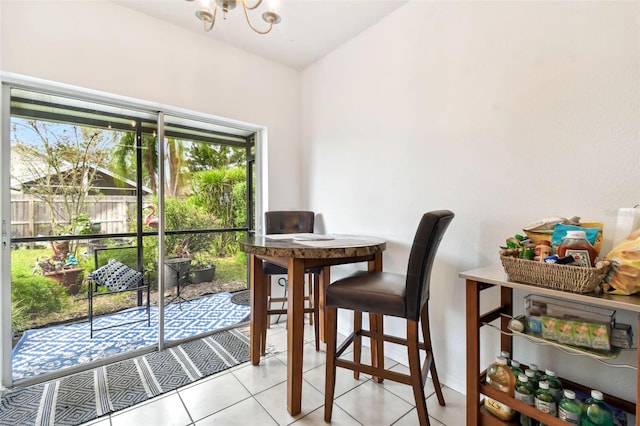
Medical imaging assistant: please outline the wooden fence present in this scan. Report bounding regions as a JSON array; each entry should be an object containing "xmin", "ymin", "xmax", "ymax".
[{"xmin": 10, "ymin": 194, "xmax": 138, "ymax": 239}]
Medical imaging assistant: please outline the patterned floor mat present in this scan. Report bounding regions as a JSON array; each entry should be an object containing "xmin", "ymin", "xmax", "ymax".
[
  {"xmin": 1, "ymin": 328, "xmax": 249, "ymax": 426},
  {"xmin": 12, "ymin": 292, "xmax": 250, "ymax": 381}
]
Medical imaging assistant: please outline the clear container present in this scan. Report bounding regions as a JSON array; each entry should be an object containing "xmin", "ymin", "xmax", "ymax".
[
  {"xmin": 557, "ymin": 230, "xmax": 598, "ymax": 267},
  {"xmin": 581, "ymin": 390, "xmax": 613, "ymax": 426},
  {"xmin": 484, "ymin": 356, "xmax": 516, "ymax": 420},
  {"xmin": 558, "ymin": 389, "xmax": 582, "ymax": 425}
]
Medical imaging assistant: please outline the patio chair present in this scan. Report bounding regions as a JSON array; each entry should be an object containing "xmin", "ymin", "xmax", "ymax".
[{"xmin": 88, "ymin": 246, "xmax": 151, "ymax": 338}]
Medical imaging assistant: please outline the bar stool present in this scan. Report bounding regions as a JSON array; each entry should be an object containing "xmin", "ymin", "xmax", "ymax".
[
  {"xmin": 324, "ymin": 210, "xmax": 454, "ymax": 425},
  {"xmin": 261, "ymin": 211, "xmax": 320, "ymax": 353}
]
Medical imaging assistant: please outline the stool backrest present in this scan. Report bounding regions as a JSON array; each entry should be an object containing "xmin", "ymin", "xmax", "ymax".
[
  {"xmin": 405, "ymin": 210, "xmax": 454, "ymax": 321},
  {"xmin": 265, "ymin": 211, "xmax": 315, "ymax": 234}
]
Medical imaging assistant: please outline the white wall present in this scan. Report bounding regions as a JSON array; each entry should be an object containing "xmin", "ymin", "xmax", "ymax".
[
  {"xmin": 3, "ymin": 0, "xmax": 640, "ymax": 405},
  {"xmin": 0, "ymin": 0, "xmax": 303, "ymax": 211},
  {"xmin": 302, "ymin": 0, "xmax": 640, "ymax": 400}
]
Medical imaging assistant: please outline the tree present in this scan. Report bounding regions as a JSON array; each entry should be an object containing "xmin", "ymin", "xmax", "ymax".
[
  {"xmin": 190, "ymin": 167, "xmax": 247, "ymax": 256},
  {"xmin": 112, "ymin": 133, "xmax": 188, "ymax": 197},
  {"xmin": 11, "ymin": 119, "xmax": 114, "ymax": 254},
  {"xmin": 112, "ymin": 132, "xmax": 158, "ymax": 194},
  {"xmin": 186, "ymin": 143, "xmax": 246, "ymax": 171}
]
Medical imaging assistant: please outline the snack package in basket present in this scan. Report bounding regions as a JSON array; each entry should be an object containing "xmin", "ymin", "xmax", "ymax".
[{"xmin": 604, "ymin": 229, "xmax": 640, "ymax": 295}]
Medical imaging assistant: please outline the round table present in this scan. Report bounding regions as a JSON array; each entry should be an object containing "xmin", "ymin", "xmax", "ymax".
[{"xmin": 240, "ymin": 234, "xmax": 386, "ymax": 416}]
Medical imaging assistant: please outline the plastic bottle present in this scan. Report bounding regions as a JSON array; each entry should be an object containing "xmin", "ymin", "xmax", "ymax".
[
  {"xmin": 514, "ymin": 373, "xmax": 535, "ymax": 426},
  {"xmin": 525, "ymin": 369, "xmax": 539, "ymax": 390},
  {"xmin": 542, "ymin": 369, "xmax": 563, "ymax": 401},
  {"xmin": 535, "ymin": 381, "xmax": 557, "ymax": 417},
  {"xmin": 557, "ymin": 230, "xmax": 598, "ymax": 267},
  {"xmin": 581, "ymin": 390, "xmax": 614, "ymax": 426},
  {"xmin": 511, "ymin": 360, "xmax": 524, "ymax": 379},
  {"xmin": 529, "ymin": 364, "xmax": 543, "ymax": 388},
  {"xmin": 558, "ymin": 389, "xmax": 582, "ymax": 424},
  {"xmin": 484, "ymin": 356, "xmax": 517, "ymax": 421},
  {"xmin": 501, "ymin": 350, "xmax": 512, "ymax": 366}
]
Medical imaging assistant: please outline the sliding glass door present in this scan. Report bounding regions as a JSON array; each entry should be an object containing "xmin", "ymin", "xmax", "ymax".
[{"xmin": 3, "ymin": 82, "xmax": 255, "ymax": 387}]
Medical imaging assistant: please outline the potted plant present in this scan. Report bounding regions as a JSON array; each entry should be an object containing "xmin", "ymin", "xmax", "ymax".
[
  {"xmin": 189, "ymin": 252, "xmax": 216, "ymax": 284},
  {"xmin": 52, "ymin": 213, "xmax": 101, "ymax": 258},
  {"xmin": 33, "ymin": 255, "xmax": 84, "ymax": 295}
]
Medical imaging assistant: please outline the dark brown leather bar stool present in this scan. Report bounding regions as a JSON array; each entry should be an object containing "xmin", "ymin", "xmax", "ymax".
[
  {"xmin": 324, "ymin": 210, "xmax": 454, "ymax": 425},
  {"xmin": 261, "ymin": 211, "xmax": 321, "ymax": 353}
]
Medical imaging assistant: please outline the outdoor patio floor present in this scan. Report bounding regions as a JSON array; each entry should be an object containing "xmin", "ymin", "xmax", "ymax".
[{"xmin": 12, "ymin": 291, "xmax": 251, "ymax": 382}]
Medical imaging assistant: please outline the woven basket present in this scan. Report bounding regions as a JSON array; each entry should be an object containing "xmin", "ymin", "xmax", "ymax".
[{"xmin": 499, "ymin": 251, "xmax": 610, "ymax": 294}]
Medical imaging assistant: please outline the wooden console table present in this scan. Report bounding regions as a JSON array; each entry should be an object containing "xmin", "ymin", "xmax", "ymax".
[{"xmin": 460, "ymin": 265, "xmax": 639, "ymax": 425}]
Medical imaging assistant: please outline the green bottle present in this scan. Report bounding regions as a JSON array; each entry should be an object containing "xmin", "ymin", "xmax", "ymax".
[
  {"xmin": 514, "ymin": 374, "xmax": 535, "ymax": 426},
  {"xmin": 529, "ymin": 363, "xmax": 543, "ymax": 387},
  {"xmin": 558, "ymin": 389, "xmax": 582, "ymax": 424},
  {"xmin": 581, "ymin": 390, "xmax": 614, "ymax": 426},
  {"xmin": 524, "ymin": 368, "xmax": 539, "ymax": 390},
  {"xmin": 511, "ymin": 360, "xmax": 524, "ymax": 379},
  {"xmin": 535, "ymin": 381, "xmax": 557, "ymax": 417},
  {"xmin": 501, "ymin": 350, "xmax": 512, "ymax": 366},
  {"xmin": 542, "ymin": 369, "xmax": 563, "ymax": 401}
]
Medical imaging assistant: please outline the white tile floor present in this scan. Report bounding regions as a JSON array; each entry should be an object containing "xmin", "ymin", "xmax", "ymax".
[{"xmin": 82, "ymin": 323, "xmax": 466, "ymax": 426}]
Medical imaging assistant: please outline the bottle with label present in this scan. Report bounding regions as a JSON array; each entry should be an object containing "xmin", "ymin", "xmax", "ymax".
[
  {"xmin": 535, "ymin": 381, "xmax": 557, "ymax": 417},
  {"xmin": 557, "ymin": 230, "xmax": 598, "ymax": 267},
  {"xmin": 581, "ymin": 390, "xmax": 613, "ymax": 426},
  {"xmin": 514, "ymin": 373, "xmax": 535, "ymax": 426},
  {"xmin": 542, "ymin": 369, "xmax": 563, "ymax": 401},
  {"xmin": 558, "ymin": 389, "xmax": 582, "ymax": 424},
  {"xmin": 484, "ymin": 356, "xmax": 517, "ymax": 421}
]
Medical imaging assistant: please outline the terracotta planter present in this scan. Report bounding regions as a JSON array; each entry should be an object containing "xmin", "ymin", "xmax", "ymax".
[{"xmin": 44, "ymin": 267, "xmax": 84, "ymax": 295}]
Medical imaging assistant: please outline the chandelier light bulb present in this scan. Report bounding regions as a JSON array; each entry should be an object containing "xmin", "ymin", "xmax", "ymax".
[{"xmin": 186, "ymin": 0, "xmax": 281, "ymax": 34}]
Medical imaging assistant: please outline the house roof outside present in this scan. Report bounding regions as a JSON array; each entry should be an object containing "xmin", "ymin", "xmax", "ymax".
[{"xmin": 11, "ymin": 158, "xmax": 153, "ymax": 197}]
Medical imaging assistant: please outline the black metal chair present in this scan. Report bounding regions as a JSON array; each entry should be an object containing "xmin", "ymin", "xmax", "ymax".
[
  {"xmin": 261, "ymin": 211, "xmax": 321, "ymax": 353},
  {"xmin": 324, "ymin": 210, "xmax": 454, "ymax": 425},
  {"xmin": 88, "ymin": 246, "xmax": 151, "ymax": 338}
]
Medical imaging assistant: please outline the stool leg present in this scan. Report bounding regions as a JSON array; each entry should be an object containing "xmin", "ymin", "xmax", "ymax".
[
  {"xmin": 266, "ymin": 276, "xmax": 272, "ymax": 329},
  {"xmin": 324, "ymin": 306, "xmax": 338, "ymax": 422},
  {"xmin": 408, "ymin": 320, "xmax": 430, "ymax": 425},
  {"xmin": 370, "ymin": 313, "xmax": 384, "ymax": 383},
  {"xmin": 353, "ymin": 311, "xmax": 362, "ymax": 380},
  {"xmin": 261, "ymin": 276, "xmax": 272, "ymax": 356},
  {"xmin": 307, "ymin": 273, "xmax": 314, "ymax": 326},
  {"xmin": 313, "ymin": 273, "xmax": 320, "ymax": 351},
  {"xmin": 421, "ymin": 305, "xmax": 445, "ymax": 406}
]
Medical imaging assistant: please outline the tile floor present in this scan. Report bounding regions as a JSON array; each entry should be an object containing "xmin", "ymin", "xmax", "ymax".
[{"xmin": 81, "ymin": 323, "xmax": 466, "ymax": 426}]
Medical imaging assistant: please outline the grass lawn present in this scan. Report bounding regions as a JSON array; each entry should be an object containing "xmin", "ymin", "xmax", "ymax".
[{"xmin": 11, "ymin": 248, "xmax": 248, "ymax": 332}]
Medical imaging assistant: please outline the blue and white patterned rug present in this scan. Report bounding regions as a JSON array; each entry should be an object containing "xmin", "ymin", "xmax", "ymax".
[
  {"xmin": 1, "ymin": 328, "xmax": 250, "ymax": 426},
  {"xmin": 12, "ymin": 292, "xmax": 250, "ymax": 381}
]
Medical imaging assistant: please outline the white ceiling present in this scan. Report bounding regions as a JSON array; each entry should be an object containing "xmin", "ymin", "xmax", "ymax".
[{"xmin": 115, "ymin": 0, "xmax": 407, "ymax": 70}]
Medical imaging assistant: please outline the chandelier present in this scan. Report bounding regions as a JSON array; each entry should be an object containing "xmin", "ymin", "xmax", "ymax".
[{"xmin": 186, "ymin": 0, "xmax": 282, "ymax": 35}]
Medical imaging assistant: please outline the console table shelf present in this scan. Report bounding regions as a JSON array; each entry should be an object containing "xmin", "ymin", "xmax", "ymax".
[{"xmin": 460, "ymin": 265, "xmax": 639, "ymax": 426}]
